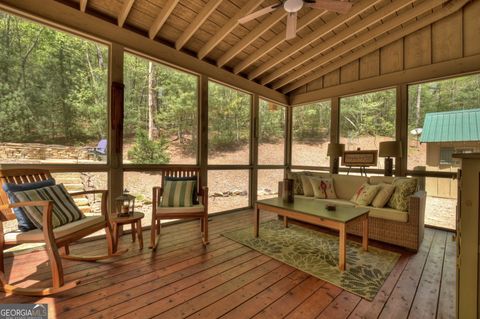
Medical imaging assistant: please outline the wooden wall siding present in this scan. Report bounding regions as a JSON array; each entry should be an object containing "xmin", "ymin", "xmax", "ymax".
[{"xmin": 291, "ymin": 0, "xmax": 480, "ymax": 105}]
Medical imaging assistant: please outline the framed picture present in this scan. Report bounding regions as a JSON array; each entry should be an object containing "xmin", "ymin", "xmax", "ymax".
[{"xmin": 342, "ymin": 150, "xmax": 378, "ymax": 167}]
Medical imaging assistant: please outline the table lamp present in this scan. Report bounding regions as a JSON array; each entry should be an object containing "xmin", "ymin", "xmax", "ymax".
[
  {"xmin": 327, "ymin": 143, "xmax": 345, "ymax": 174},
  {"xmin": 379, "ymin": 141, "xmax": 402, "ymax": 176}
]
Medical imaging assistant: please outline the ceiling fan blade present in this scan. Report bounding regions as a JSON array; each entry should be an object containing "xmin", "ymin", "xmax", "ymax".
[
  {"xmin": 305, "ymin": 0, "xmax": 353, "ymax": 14},
  {"xmin": 286, "ymin": 12, "xmax": 297, "ymax": 41},
  {"xmin": 238, "ymin": 4, "xmax": 282, "ymax": 24}
]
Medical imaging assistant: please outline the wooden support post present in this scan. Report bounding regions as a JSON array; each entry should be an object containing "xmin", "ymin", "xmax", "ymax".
[
  {"xmin": 199, "ymin": 75, "xmax": 209, "ymax": 193},
  {"xmin": 330, "ymin": 97, "xmax": 340, "ymax": 173},
  {"xmin": 108, "ymin": 43, "xmax": 124, "ymax": 214},
  {"xmin": 396, "ymin": 84, "xmax": 408, "ymax": 177},
  {"xmin": 285, "ymin": 105, "xmax": 293, "ymax": 177},
  {"xmin": 250, "ymin": 93, "xmax": 259, "ymax": 207}
]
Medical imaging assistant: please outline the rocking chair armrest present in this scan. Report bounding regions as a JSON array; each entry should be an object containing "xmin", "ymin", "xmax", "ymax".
[
  {"xmin": 0, "ymin": 200, "xmax": 53, "ymax": 212},
  {"xmin": 41, "ymin": 201, "xmax": 56, "ymax": 250}
]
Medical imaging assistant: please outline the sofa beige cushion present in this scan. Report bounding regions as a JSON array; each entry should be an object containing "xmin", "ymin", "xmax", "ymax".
[
  {"xmin": 309, "ymin": 177, "xmax": 337, "ymax": 199},
  {"xmin": 369, "ymin": 176, "xmax": 395, "ymax": 185},
  {"xmin": 4, "ymin": 216, "xmax": 105, "ymax": 244},
  {"xmin": 371, "ymin": 183, "xmax": 396, "ymax": 208},
  {"xmin": 388, "ymin": 178, "xmax": 418, "ymax": 211},
  {"xmin": 307, "ymin": 172, "xmax": 332, "ymax": 179},
  {"xmin": 351, "ymin": 183, "xmax": 381, "ymax": 206},
  {"xmin": 358, "ymin": 206, "xmax": 408, "ymax": 223},
  {"xmin": 300, "ymin": 175, "xmax": 314, "ymax": 197},
  {"xmin": 332, "ymin": 175, "xmax": 369, "ymax": 200}
]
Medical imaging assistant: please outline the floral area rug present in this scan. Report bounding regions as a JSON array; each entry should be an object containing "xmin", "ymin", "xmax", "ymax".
[{"xmin": 222, "ymin": 220, "xmax": 400, "ymax": 300}]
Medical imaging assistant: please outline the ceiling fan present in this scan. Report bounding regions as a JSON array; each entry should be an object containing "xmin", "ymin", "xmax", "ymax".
[{"xmin": 239, "ymin": 0, "xmax": 353, "ymax": 40}]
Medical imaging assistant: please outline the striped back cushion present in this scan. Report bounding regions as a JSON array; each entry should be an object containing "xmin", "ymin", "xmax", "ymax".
[
  {"xmin": 13, "ymin": 184, "xmax": 85, "ymax": 229},
  {"xmin": 161, "ymin": 180, "xmax": 195, "ymax": 207}
]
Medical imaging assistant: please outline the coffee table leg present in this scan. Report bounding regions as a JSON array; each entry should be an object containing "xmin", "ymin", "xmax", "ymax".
[
  {"xmin": 137, "ymin": 219, "xmax": 143, "ymax": 250},
  {"xmin": 284, "ymin": 216, "xmax": 288, "ymax": 228},
  {"xmin": 254, "ymin": 205, "xmax": 260, "ymax": 237},
  {"xmin": 339, "ymin": 224, "xmax": 346, "ymax": 271},
  {"xmin": 362, "ymin": 215, "xmax": 369, "ymax": 251}
]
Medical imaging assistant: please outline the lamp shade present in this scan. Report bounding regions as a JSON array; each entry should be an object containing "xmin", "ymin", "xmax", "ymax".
[
  {"xmin": 379, "ymin": 141, "xmax": 402, "ymax": 158},
  {"xmin": 327, "ymin": 143, "xmax": 345, "ymax": 157}
]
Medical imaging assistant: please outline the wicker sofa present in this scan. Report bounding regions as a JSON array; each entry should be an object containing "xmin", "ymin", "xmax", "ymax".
[{"xmin": 279, "ymin": 172, "xmax": 426, "ymax": 251}]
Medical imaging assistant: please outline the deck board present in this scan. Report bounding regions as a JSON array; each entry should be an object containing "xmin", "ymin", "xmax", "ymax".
[{"xmin": 0, "ymin": 210, "xmax": 456, "ymax": 319}]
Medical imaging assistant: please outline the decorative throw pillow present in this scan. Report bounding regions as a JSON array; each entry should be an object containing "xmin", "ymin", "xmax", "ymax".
[
  {"xmin": 371, "ymin": 183, "xmax": 396, "ymax": 208},
  {"xmin": 387, "ymin": 178, "xmax": 418, "ymax": 212},
  {"xmin": 300, "ymin": 175, "xmax": 314, "ymax": 197},
  {"xmin": 13, "ymin": 184, "xmax": 85, "ymax": 229},
  {"xmin": 351, "ymin": 183, "xmax": 381, "ymax": 206},
  {"xmin": 287, "ymin": 171, "xmax": 304, "ymax": 195},
  {"xmin": 165, "ymin": 176, "xmax": 199, "ymax": 205},
  {"xmin": 2, "ymin": 179, "xmax": 56, "ymax": 231},
  {"xmin": 161, "ymin": 180, "xmax": 195, "ymax": 207},
  {"xmin": 309, "ymin": 177, "xmax": 337, "ymax": 199}
]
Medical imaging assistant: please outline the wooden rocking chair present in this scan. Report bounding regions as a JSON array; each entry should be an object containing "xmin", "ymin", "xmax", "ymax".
[
  {"xmin": 0, "ymin": 169, "xmax": 126, "ymax": 296},
  {"xmin": 150, "ymin": 168, "xmax": 208, "ymax": 251}
]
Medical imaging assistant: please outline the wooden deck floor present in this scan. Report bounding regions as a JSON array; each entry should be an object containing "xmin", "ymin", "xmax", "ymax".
[{"xmin": 0, "ymin": 210, "xmax": 456, "ymax": 319}]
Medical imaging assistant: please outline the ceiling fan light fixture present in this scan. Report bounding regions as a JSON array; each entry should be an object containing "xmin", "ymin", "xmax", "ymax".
[{"xmin": 284, "ymin": 0, "xmax": 303, "ymax": 13}]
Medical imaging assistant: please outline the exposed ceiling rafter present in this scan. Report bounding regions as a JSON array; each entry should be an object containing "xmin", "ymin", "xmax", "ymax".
[
  {"xmin": 79, "ymin": 0, "xmax": 87, "ymax": 12},
  {"xmin": 148, "ymin": 0, "xmax": 180, "ymax": 40},
  {"xmin": 175, "ymin": 0, "xmax": 223, "ymax": 51},
  {"xmin": 260, "ymin": 0, "xmax": 417, "ymax": 86},
  {"xmin": 197, "ymin": 0, "xmax": 262, "ymax": 60},
  {"xmin": 232, "ymin": 9, "xmax": 326, "ymax": 75},
  {"xmin": 118, "ymin": 0, "xmax": 135, "ymax": 28},
  {"xmin": 217, "ymin": 9, "xmax": 287, "ymax": 67},
  {"xmin": 247, "ymin": 0, "xmax": 381, "ymax": 81},
  {"xmin": 281, "ymin": 0, "xmax": 471, "ymax": 93}
]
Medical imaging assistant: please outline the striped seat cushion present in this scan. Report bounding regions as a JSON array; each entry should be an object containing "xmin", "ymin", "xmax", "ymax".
[
  {"xmin": 161, "ymin": 180, "xmax": 195, "ymax": 207},
  {"xmin": 13, "ymin": 184, "xmax": 85, "ymax": 229}
]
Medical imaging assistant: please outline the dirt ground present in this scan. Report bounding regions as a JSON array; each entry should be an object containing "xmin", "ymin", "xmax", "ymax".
[
  {"xmin": 1, "ymin": 136, "xmax": 456, "ymax": 230},
  {"xmin": 89, "ymin": 138, "xmax": 456, "ymax": 229}
]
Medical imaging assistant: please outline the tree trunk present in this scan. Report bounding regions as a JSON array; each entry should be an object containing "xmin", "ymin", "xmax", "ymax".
[
  {"xmin": 148, "ymin": 61, "xmax": 158, "ymax": 140},
  {"xmin": 415, "ymin": 84, "xmax": 422, "ymax": 128}
]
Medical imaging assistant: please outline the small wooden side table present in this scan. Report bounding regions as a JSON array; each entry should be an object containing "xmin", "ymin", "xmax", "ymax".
[{"xmin": 111, "ymin": 212, "xmax": 145, "ymax": 250}]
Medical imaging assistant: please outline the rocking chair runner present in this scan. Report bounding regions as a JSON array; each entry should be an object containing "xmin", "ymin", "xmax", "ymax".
[
  {"xmin": 0, "ymin": 169, "xmax": 126, "ymax": 296},
  {"xmin": 150, "ymin": 168, "xmax": 209, "ymax": 251}
]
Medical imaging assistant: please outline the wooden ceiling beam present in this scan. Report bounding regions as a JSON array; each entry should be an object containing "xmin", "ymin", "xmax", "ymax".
[
  {"xmin": 118, "ymin": 0, "xmax": 135, "ymax": 27},
  {"xmin": 282, "ymin": 0, "xmax": 471, "ymax": 94},
  {"xmin": 148, "ymin": 0, "xmax": 180, "ymax": 40},
  {"xmin": 175, "ymin": 0, "xmax": 223, "ymax": 51},
  {"xmin": 233, "ymin": 9, "xmax": 325, "ymax": 75},
  {"xmin": 197, "ymin": 0, "xmax": 261, "ymax": 60},
  {"xmin": 247, "ymin": 0, "xmax": 381, "ymax": 81},
  {"xmin": 261, "ymin": 0, "xmax": 416, "ymax": 86},
  {"xmin": 217, "ymin": 9, "xmax": 287, "ymax": 67},
  {"xmin": 79, "ymin": 0, "xmax": 87, "ymax": 12},
  {"xmin": 274, "ymin": 0, "xmax": 444, "ymax": 90}
]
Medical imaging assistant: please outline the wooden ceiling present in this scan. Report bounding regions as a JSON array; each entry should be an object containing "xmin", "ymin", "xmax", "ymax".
[{"xmin": 57, "ymin": 0, "xmax": 468, "ymax": 96}]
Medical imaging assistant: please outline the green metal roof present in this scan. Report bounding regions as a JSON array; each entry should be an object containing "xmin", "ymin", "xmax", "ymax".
[{"xmin": 420, "ymin": 108, "xmax": 480, "ymax": 143}]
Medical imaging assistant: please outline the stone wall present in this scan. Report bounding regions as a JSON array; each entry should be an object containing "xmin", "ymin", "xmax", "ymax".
[{"xmin": 0, "ymin": 143, "xmax": 94, "ymax": 161}]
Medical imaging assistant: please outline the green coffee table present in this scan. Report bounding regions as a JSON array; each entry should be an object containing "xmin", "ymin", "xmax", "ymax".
[{"xmin": 255, "ymin": 197, "xmax": 370, "ymax": 271}]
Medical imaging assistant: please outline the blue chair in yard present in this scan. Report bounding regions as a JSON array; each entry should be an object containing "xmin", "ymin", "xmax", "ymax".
[{"xmin": 88, "ymin": 139, "xmax": 107, "ymax": 161}]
